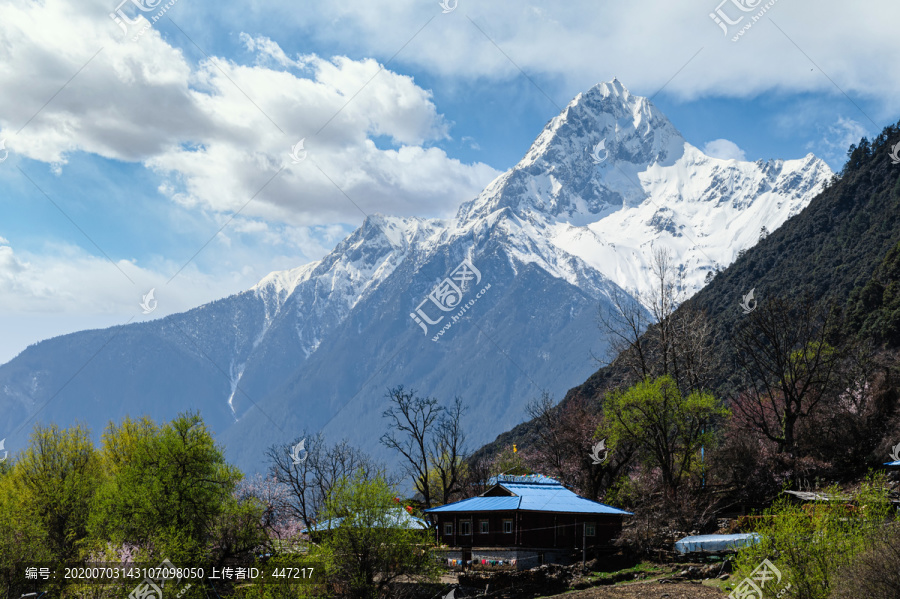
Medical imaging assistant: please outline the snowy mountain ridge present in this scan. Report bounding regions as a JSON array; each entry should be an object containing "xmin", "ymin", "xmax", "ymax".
[
  {"xmin": 0, "ymin": 80, "xmax": 832, "ymax": 473},
  {"xmin": 253, "ymin": 79, "xmax": 830, "ymax": 317}
]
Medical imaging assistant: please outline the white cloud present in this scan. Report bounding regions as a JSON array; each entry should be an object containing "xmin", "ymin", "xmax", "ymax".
[
  {"xmin": 0, "ymin": 237, "xmax": 229, "ymax": 363},
  {"xmin": 702, "ymin": 138, "xmax": 747, "ymax": 161},
  {"xmin": 239, "ymin": 32, "xmax": 303, "ymax": 69},
  {"xmin": 803, "ymin": 117, "xmax": 869, "ymax": 168},
  {"xmin": 823, "ymin": 117, "xmax": 869, "ymax": 153},
  {"xmin": 0, "ymin": 3, "xmax": 500, "ymax": 228},
  {"xmin": 211, "ymin": 0, "xmax": 900, "ymax": 116},
  {"xmin": 0, "ymin": 238, "xmax": 235, "ymax": 315}
]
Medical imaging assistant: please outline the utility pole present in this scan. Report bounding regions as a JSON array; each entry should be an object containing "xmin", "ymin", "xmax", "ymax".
[{"xmin": 582, "ymin": 522, "xmax": 586, "ymax": 569}]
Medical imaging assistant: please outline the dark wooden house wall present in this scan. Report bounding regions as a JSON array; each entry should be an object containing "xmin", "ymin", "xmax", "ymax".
[{"xmin": 432, "ymin": 511, "xmax": 623, "ymax": 549}]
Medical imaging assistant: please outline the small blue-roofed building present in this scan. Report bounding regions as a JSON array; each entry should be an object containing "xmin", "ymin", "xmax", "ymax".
[
  {"xmin": 299, "ymin": 507, "xmax": 427, "ymax": 541},
  {"xmin": 424, "ymin": 474, "xmax": 631, "ymax": 570}
]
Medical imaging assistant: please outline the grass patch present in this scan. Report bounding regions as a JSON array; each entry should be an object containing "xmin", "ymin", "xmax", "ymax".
[{"xmin": 587, "ymin": 562, "xmax": 673, "ymax": 584}]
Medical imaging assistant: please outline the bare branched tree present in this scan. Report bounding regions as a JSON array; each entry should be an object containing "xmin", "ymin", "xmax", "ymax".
[
  {"xmin": 731, "ymin": 295, "xmax": 842, "ymax": 455},
  {"xmin": 381, "ymin": 386, "xmax": 469, "ymax": 509},
  {"xmin": 526, "ymin": 392, "xmax": 569, "ymax": 482},
  {"xmin": 525, "ymin": 392, "xmax": 635, "ymax": 500},
  {"xmin": 668, "ymin": 302, "xmax": 715, "ymax": 393},
  {"xmin": 266, "ymin": 432, "xmax": 381, "ymax": 528},
  {"xmin": 598, "ymin": 247, "xmax": 714, "ymax": 393},
  {"xmin": 597, "ymin": 285, "xmax": 655, "ymax": 379},
  {"xmin": 430, "ymin": 397, "xmax": 468, "ymax": 506}
]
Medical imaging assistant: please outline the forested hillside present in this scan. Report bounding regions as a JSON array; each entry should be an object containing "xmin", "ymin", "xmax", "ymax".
[{"xmin": 475, "ymin": 120, "xmax": 900, "ymax": 464}]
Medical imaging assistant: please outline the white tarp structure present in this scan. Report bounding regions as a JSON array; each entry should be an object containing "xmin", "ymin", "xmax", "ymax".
[{"xmin": 674, "ymin": 533, "xmax": 761, "ymax": 554}]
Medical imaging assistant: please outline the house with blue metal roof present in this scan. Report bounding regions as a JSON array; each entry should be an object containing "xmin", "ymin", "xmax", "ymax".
[{"xmin": 424, "ymin": 474, "xmax": 631, "ymax": 570}]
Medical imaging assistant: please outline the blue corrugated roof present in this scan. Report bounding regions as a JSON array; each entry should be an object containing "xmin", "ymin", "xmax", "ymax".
[
  {"xmin": 426, "ymin": 496, "xmax": 521, "ymax": 512},
  {"xmin": 425, "ymin": 477, "xmax": 631, "ymax": 516},
  {"xmin": 504, "ymin": 482, "xmax": 631, "ymax": 515}
]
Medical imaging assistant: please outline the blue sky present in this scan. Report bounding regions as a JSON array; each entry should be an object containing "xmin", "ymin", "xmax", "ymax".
[{"xmin": 0, "ymin": 0, "xmax": 898, "ymax": 363}]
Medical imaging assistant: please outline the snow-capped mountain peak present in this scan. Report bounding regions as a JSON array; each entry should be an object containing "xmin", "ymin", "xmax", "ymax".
[
  {"xmin": 523, "ymin": 78, "xmax": 685, "ymax": 172},
  {"xmin": 451, "ymin": 80, "xmax": 832, "ymax": 302}
]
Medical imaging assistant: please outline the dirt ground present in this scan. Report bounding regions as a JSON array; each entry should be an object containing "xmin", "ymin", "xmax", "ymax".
[{"xmin": 543, "ymin": 581, "xmax": 727, "ymax": 599}]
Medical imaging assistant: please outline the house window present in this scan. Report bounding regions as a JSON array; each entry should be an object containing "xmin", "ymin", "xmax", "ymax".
[
  {"xmin": 585, "ymin": 523, "xmax": 596, "ymax": 537},
  {"xmin": 479, "ymin": 520, "xmax": 489, "ymax": 534},
  {"xmin": 460, "ymin": 520, "xmax": 472, "ymax": 535},
  {"xmin": 503, "ymin": 519, "xmax": 513, "ymax": 534},
  {"xmin": 444, "ymin": 523, "xmax": 453, "ymax": 535}
]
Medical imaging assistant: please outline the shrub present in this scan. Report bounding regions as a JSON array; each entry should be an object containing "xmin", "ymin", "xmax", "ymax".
[
  {"xmin": 830, "ymin": 522, "xmax": 900, "ymax": 599},
  {"xmin": 730, "ymin": 474, "xmax": 893, "ymax": 599}
]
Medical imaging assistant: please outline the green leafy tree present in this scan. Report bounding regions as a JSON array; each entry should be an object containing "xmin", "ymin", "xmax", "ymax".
[
  {"xmin": 207, "ymin": 493, "xmax": 269, "ymax": 562},
  {"xmin": 0, "ymin": 459, "xmax": 53, "ymax": 597},
  {"xmin": 88, "ymin": 412, "xmax": 246, "ymax": 563},
  {"xmin": 600, "ymin": 375, "xmax": 727, "ymax": 496},
  {"xmin": 317, "ymin": 470, "xmax": 439, "ymax": 599},
  {"xmin": 15, "ymin": 423, "xmax": 100, "ymax": 562}
]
